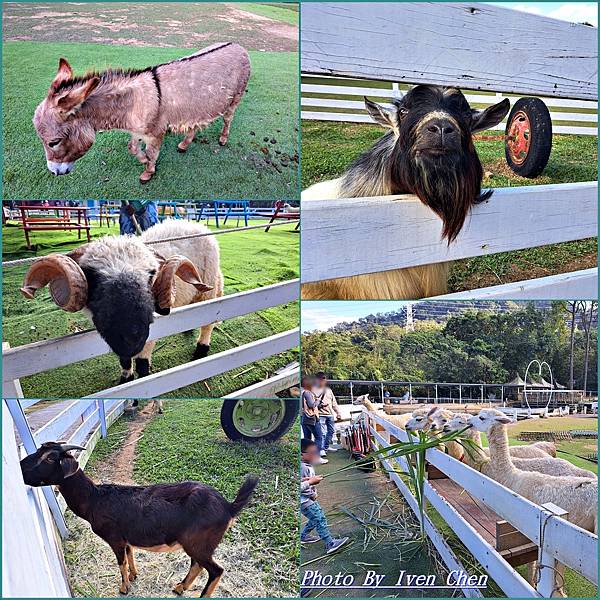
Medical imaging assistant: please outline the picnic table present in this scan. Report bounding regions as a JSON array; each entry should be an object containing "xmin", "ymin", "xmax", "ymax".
[{"xmin": 18, "ymin": 205, "xmax": 91, "ymax": 250}]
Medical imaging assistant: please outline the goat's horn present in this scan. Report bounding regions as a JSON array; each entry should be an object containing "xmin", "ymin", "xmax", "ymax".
[
  {"xmin": 60, "ymin": 444, "xmax": 86, "ymax": 453},
  {"xmin": 20, "ymin": 254, "xmax": 88, "ymax": 312},
  {"xmin": 152, "ymin": 255, "xmax": 213, "ymax": 309}
]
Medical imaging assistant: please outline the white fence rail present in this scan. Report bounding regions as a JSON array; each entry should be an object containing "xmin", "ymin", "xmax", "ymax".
[
  {"xmin": 2, "ymin": 280, "xmax": 300, "ymax": 399},
  {"xmin": 2, "ymin": 399, "xmax": 129, "ymax": 597},
  {"xmin": 301, "ymin": 77, "xmax": 598, "ymax": 136},
  {"xmin": 301, "ymin": 182, "xmax": 598, "ymax": 298},
  {"xmin": 301, "ymin": 3, "xmax": 598, "ymax": 101},
  {"xmin": 366, "ymin": 410, "xmax": 598, "ymax": 598}
]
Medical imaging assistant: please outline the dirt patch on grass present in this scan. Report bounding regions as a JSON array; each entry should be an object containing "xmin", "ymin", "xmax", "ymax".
[{"xmin": 3, "ymin": 3, "xmax": 298, "ymax": 51}]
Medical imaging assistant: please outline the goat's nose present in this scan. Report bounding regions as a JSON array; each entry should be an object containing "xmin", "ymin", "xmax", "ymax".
[{"xmin": 426, "ymin": 120, "xmax": 456, "ymax": 137}]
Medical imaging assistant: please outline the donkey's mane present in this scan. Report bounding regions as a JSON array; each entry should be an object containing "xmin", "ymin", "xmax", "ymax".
[{"xmin": 51, "ymin": 42, "xmax": 233, "ymax": 95}]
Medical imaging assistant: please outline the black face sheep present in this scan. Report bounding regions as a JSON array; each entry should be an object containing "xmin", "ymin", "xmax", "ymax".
[
  {"xmin": 302, "ymin": 84, "xmax": 510, "ymax": 300},
  {"xmin": 20, "ymin": 442, "xmax": 258, "ymax": 597},
  {"xmin": 20, "ymin": 220, "xmax": 224, "ymax": 384}
]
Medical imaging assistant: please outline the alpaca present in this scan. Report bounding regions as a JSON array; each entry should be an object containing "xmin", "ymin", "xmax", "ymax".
[
  {"xmin": 445, "ymin": 413, "xmax": 595, "ymax": 478},
  {"xmin": 469, "ymin": 410, "xmax": 597, "ymax": 534},
  {"xmin": 405, "ymin": 406, "xmax": 463, "ymax": 460}
]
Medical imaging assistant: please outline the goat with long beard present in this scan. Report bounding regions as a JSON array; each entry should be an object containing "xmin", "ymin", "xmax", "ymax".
[{"xmin": 302, "ymin": 85, "xmax": 510, "ymax": 300}]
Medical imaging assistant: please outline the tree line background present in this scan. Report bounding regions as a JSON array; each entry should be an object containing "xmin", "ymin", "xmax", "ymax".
[{"xmin": 302, "ymin": 301, "xmax": 597, "ymax": 392}]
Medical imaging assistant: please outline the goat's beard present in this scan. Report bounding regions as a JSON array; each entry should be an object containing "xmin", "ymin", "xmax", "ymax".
[{"xmin": 394, "ymin": 149, "xmax": 490, "ymax": 242}]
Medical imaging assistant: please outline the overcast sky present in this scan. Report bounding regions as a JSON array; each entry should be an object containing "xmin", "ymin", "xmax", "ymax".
[{"xmin": 490, "ymin": 2, "xmax": 597, "ymax": 26}]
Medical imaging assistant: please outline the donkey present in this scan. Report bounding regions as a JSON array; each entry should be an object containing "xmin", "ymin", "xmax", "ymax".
[
  {"xmin": 33, "ymin": 42, "xmax": 250, "ymax": 182},
  {"xmin": 302, "ymin": 85, "xmax": 510, "ymax": 300}
]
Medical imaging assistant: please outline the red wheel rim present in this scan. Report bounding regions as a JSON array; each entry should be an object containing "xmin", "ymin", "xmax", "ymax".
[{"xmin": 507, "ymin": 110, "xmax": 531, "ymax": 165}]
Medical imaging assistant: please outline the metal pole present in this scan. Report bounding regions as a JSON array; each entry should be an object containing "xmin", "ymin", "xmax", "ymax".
[
  {"xmin": 4, "ymin": 400, "xmax": 68, "ymax": 538},
  {"xmin": 350, "ymin": 381, "xmax": 354, "ymax": 403},
  {"xmin": 380, "ymin": 382, "xmax": 384, "ymax": 403}
]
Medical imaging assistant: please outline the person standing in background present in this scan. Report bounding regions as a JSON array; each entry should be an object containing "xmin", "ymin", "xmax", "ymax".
[
  {"xmin": 301, "ymin": 376, "xmax": 327, "ymax": 465},
  {"xmin": 313, "ymin": 372, "xmax": 342, "ymax": 458},
  {"xmin": 119, "ymin": 200, "xmax": 158, "ymax": 234}
]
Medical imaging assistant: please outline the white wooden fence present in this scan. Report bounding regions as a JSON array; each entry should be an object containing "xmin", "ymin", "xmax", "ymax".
[
  {"xmin": 302, "ymin": 3, "xmax": 598, "ymax": 101},
  {"xmin": 2, "ymin": 399, "xmax": 127, "ymax": 598},
  {"xmin": 302, "ymin": 76, "xmax": 598, "ymax": 136},
  {"xmin": 301, "ymin": 182, "xmax": 598, "ymax": 299},
  {"xmin": 365, "ymin": 410, "xmax": 598, "ymax": 598},
  {"xmin": 2, "ymin": 280, "xmax": 300, "ymax": 399}
]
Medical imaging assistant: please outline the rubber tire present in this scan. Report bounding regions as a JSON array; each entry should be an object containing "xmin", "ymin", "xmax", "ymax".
[
  {"xmin": 504, "ymin": 97, "xmax": 552, "ymax": 178},
  {"xmin": 220, "ymin": 399, "xmax": 299, "ymax": 442}
]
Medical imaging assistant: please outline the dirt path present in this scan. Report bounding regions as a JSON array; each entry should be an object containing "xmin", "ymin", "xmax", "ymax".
[
  {"xmin": 3, "ymin": 3, "xmax": 298, "ymax": 52},
  {"xmin": 64, "ymin": 404, "xmax": 272, "ymax": 598},
  {"xmin": 92, "ymin": 402, "xmax": 155, "ymax": 485}
]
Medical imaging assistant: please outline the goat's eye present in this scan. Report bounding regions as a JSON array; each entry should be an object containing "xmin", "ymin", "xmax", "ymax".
[
  {"xmin": 46, "ymin": 456, "xmax": 56, "ymax": 463},
  {"xmin": 48, "ymin": 139, "xmax": 61, "ymax": 148}
]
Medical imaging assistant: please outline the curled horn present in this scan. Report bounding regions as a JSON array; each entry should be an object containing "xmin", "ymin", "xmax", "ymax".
[
  {"xmin": 20, "ymin": 254, "xmax": 88, "ymax": 312},
  {"xmin": 60, "ymin": 444, "xmax": 86, "ymax": 453},
  {"xmin": 152, "ymin": 255, "xmax": 213, "ymax": 310}
]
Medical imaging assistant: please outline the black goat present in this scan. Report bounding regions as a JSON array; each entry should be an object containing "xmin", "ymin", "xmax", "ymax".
[{"xmin": 20, "ymin": 442, "xmax": 258, "ymax": 597}]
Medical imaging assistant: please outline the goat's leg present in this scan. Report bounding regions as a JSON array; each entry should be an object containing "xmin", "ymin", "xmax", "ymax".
[
  {"xmin": 177, "ymin": 129, "xmax": 197, "ymax": 153},
  {"xmin": 197, "ymin": 558, "xmax": 224, "ymax": 598},
  {"xmin": 111, "ymin": 545, "xmax": 130, "ymax": 594},
  {"xmin": 125, "ymin": 545, "xmax": 137, "ymax": 581},
  {"xmin": 134, "ymin": 341, "xmax": 155, "ymax": 378},
  {"xmin": 173, "ymin": 558, "xmax": 203, "ymax": 595},
  {"xmin": 119, "ymin": 357, "xmax": 134, "ymax": 384},
  {"xmin": 193, "ymin": 323, "xmax": 216, "ymax": 360},
  {"xmin": 139, "ymin": 134, "xmax": 163, "ymax": 183}
]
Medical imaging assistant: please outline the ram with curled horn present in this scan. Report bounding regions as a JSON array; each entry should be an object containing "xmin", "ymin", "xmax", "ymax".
[{"xmin": 20, "ymin": 220, "xmax": 224, "ymax": 384}]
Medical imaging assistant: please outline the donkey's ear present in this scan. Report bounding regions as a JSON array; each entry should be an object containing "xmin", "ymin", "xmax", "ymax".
[
  {"xmin": 364, "ymin": 97, "xmax": 399, "ymax": 133},
  {"xmin": 471, "ymin": 98, "xmax": 510, "ymax": 133},
  {"xmin": 56, "ymin": 77, "xmax": 100, "ymax": 114},
  {"xmin": 50, "ymin": 58, "xmax": 74, "ymax": 91}
]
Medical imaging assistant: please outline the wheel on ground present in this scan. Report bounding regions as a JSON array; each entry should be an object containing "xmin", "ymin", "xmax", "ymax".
[
  {"xmin": 220, "ymin": 399, "xmax": 299, "ymax": 442},
  {"xmin": 504, "ymin": 97, "xmax": 552, "ymax": 178}
]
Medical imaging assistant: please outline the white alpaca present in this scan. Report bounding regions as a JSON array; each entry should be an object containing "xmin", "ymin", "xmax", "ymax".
[
  {"xmin": 406, "ymin": 406, "xmax": 463, "ymax": 460},
  {"xmin": 469, "ymin": 410, "xmax": 597, "ymax": 534},
  {"xmin": 445, "ymin": 413, "xmax": 596, "ymax": 479},
  {"xmin": 355, "ymin": 394, "xmax": 429, "ymax": 430}
]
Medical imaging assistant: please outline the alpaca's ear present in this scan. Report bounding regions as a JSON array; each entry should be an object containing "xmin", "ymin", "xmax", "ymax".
[
  {"xmin": 427, "ymin": 406, "xmax": 439, "ymax": 417},
  {"xmin": 494, "ymin": 416, "xmax": 512, "ymax": 425}
]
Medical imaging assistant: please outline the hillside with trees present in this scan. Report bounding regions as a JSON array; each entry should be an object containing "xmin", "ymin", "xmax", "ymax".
[{"xmin": 302, "ymin": 302, "xmax": 597, "ymax": 391}]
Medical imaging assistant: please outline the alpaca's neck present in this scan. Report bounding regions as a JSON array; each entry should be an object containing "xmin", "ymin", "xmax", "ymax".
[
  {"xmin": 486, "ymin": 424, "xmax": 516, "ymax": 472},
  {"xmin": 461, "ymin": 429, "xmax": 489, "ymax": 468},
  {"xmin": 363, "ymin": 399, "xmax": 378, "ymax": 412}
]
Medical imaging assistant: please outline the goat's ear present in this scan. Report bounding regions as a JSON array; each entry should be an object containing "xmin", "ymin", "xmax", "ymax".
[
  {"xmin": 364, "ymin": 97, "xmax": 399, "ymax": 133},
  {"xmin": 56, "ymin": 77, "xmax": 100, "ymax": 114},
  {"xmin": 470, "ymin": 98, "xmax": 510, "ymax": 133},
  {"xmin": 60, "ymin": 455, "xmax": 80, "ymax": 478}
]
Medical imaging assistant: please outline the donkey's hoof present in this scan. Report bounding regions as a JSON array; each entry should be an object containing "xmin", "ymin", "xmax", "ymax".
[
  {"xmin": 218, "ymin": 137, "xmax": 228, "ymax": 146},
  {"xmin": 139, "ymin": 171, "xmax": 154, "ymax": 183},
  {"xmin": 119, "ymin": 374, "xmax": 135, "ymax": 385},
  {"xmin": 176, "ymin": 145, "xmax": 187, "ymax": 153},
  {"xmin": 192, "ymin": 343, "xmax": 210, "ymax": 360}
]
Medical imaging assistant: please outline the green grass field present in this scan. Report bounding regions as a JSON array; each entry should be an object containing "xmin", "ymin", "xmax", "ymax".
[
  {"xmin": 66, "ymin": 400, "xmax": 299, "ymax": 596},
  {"xmin": 3, "ymin": 41, "xmax": 299, "ymax": 200},
  {"xmin": 2, "ymin": 220, "xmax": 299, "ymax": 397},
  {"xmin": 302, "ymin": 121, "xmax": 597, "ymax": 291}
]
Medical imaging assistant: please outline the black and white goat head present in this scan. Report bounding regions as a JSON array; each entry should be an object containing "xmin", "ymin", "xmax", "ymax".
[{"xmin": 341, "ymin": 85, "xmax": 510, "ymax": 241}]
